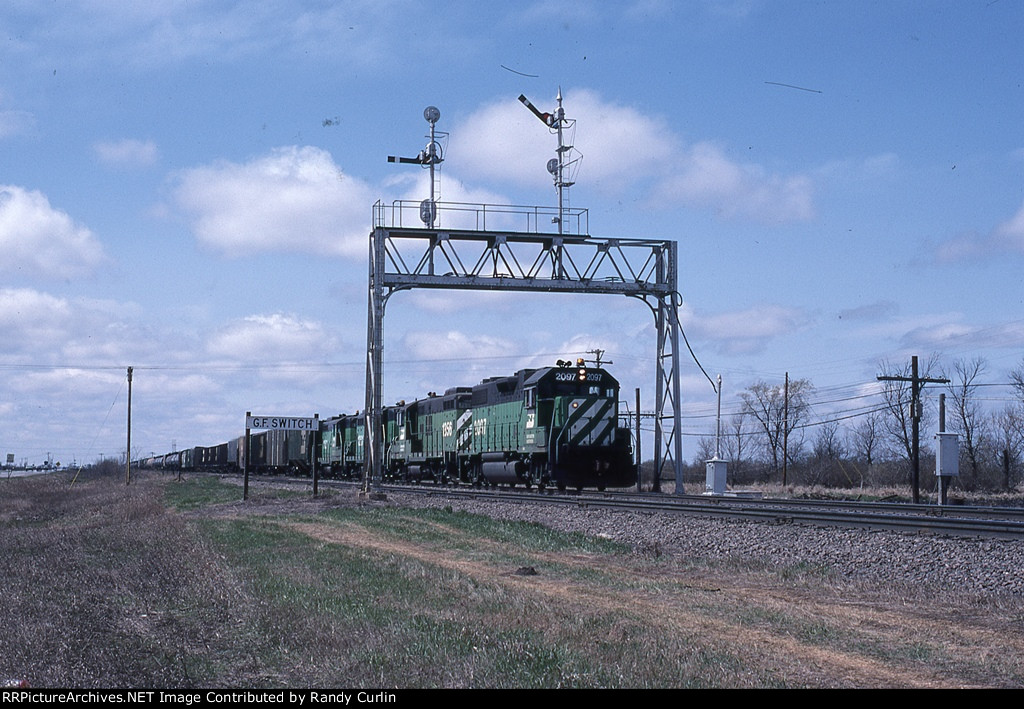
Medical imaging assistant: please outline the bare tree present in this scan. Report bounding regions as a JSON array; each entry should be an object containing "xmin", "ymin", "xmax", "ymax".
[
  {"xmin": 992, "ymin": 403, "xmax": 1024, "ymax": 490},
  {"xmin": 723, "ymin": 411, "xmax": 750, "ymax": 482},
  {"xmin": 814, "ymin": 419, "xmax": 845, "ymax": 459},
  {"xmin": 692, "ymin": 436, "xmax": 716, "ymax": 466},
  {"xmin": 944, "ymin": 356, "xmax": 990, "ymax": 485},
  {"xmin": 807, "ymin": 419, "xmax": 845, "ymax": 486},
  {"xmin": 849, "ymin": 408, "xmax": 885, "ymax": 469},
  {"xmin": 1011, "ymin": 358, "xmax": 1024, "ymax": 403},
  {"xmin": 739, "ymin": 377, "xmax": 813, "ymax": 481},
  {"xmin": 877, "ymin": 355, "xmax": 940, "ymax": 467}
]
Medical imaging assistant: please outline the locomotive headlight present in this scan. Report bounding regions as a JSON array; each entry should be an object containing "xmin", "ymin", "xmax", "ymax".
[{"xmin": 577, "ymin": 358, "xmax": 587, "ymax": 381}]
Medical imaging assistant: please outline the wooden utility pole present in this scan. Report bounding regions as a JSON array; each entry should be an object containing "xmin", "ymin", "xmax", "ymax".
[
  {"xmin": 1004, "ymin": 449, "xmax": 1012, "ymax": 491},
  {"xmin": 243, "ymin": 411, "xmax": 251, "ymax": 501},
  {"xmin": 125, "ymin": 366, "xmax": 133, "ymax": 486},
  {"xmin": 782, "ymin": 372, "xmax": 789, "ymax": 486},
  {"xmin": 877, "ymin": 355, "xmax": 948, "ymax": 503},
  {"xmin": 312, "ymin": 413, "xmax": 320, "ymax": 498},
  {"xmin": 715, "ymin": 375, "xmax": 723, "ymax": 458},
  {"xmin": 938, "ymin": 393, "xmax": 948, "ymax": 505},
  {"xmin": 630, "ymin": 387, "xmax": 638, "ymax": 493}
]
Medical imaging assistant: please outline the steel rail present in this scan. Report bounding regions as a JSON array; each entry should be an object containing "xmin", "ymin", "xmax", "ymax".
[
  {"xmin": 634, "ymin": 492, "xmax": 1024, "ymax": 523},
  {"xmin": 238, "ymin": 473, "xmax": 1024, "ymax": 541},
  {"xmin": 383, "ymin": 484, "xmax": 1024, "ymax": 541}
]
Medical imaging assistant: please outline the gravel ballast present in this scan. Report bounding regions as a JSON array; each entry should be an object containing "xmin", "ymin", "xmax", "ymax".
[{"xmin": 386, "ymin": 491, "xmax": 1024, "ymax": 597}]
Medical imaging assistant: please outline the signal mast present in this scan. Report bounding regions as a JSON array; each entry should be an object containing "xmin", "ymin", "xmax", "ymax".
[
  {"xmin": 519, "ymin": 88, "xmax": 582, "ymax": 235},
  {"xmin": 388, "ymin": 106, "xmax": 446, "ymax": 228}
]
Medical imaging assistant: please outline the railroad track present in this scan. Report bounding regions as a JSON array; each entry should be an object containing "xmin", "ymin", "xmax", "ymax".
[
  {"xmin": 369, "ymin": 482, "xmax": 1024, "ymax": 541},
  {"xmin": 241, "ymin": 473, "xmax": 1024, "ymax": 541}
]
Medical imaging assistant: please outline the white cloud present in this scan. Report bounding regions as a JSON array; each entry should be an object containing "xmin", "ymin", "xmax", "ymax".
[
  {"xmin": 449, "ymin": 89, "xmax": 813, "ymax": 224},
  {"xmin": 993, "ymin": 200, "xmax": 1024, "ymax": 252},
  {"xmin": 172, "ymin": 146, "xmax": 375, "ymax": 258},
  {"xmin": 8, "ymin": 366, "xmax": 124, "ymax": 400},
  {"xmin": 399, "ymin": 330, "xmax": 515, "ymax": 363},
  {"xmin": 534, "ymin": 333, "xmax": 619, "ymax": 369},
  {"xmin": 934, "ymin": 230, "xmax": 988, "ymax": 263},
  {"xmin": 681, "ymin": 302, "xmax": 807, "ymax": 354},
  {"xmin": 449, "ymin": 89, "xmax": 677, "ymax": 193},
  {"xmin": 206, "ymin": 313, "xmax": 338, "ymax": 363},
  {"xmin": 94, "ymin": 138, "xmax": 159, "ymax": 168},
  {"xmin": 0, "ymin": 293, "xmax": 352, "ymax": 461},
  {"xmin": 389, "ymin": 170, "xmax": 514, "ymax": 231},
  {"xmin": 837, "ymin": 301, "xmax": 899, "ymax": 322},
  {"xmin": 405, "ymin": 289, "xmax": 516, "ymax": 315},
  {"xmin": 0, "ymin": 288, "xmax": 73, "ymax": 353},
  {"xmin": 0, "ymin": 109, "xmax": 35, "ymax": 139},
  {"xmin": 848, "ymin": 311, "xmax": 956, "ymax": 343},
  {"xmin": 7, "ymin": 2, "xmax": 415, "ymax": 73},
  {"xmin": 0, "ymin": 288, "xmax": 162, "ymax": 366},
  {"xmin": 934, "ymin": 198, "xmax": 1024, "ymax": 263},
  {"xmin": 0, "ymin": 186, "xmax": 106, "ymax": 278},
  {"xmin": 900, "ymin": 318, "xmax": 1024, "ymax": 352},
  {"xmin": 706, "ymin": 0, "xmax": 762, "ymax": 20},
  {"xmin": 513, "ymin": 2, "xmax": 600, "ymax": 25},
  {"xmin": 656, "ymin": 141, "xmax": 814, "ymax": 223},
  {"xmin": 0, "ymin": 89, "xmax": 34, "ymax": 138}
]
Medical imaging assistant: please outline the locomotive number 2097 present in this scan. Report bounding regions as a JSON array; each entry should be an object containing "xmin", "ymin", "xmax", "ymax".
[{"xmin": 554, "ymin": 372, "xmax": 603, "ymax": 382}]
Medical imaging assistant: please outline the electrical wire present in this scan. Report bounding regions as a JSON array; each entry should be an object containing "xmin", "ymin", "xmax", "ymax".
[{"xmin": 70, "ymin": 379, "xmax": 124, "ymax": 486}]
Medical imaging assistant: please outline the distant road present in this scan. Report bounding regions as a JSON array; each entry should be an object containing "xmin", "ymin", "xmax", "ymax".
[{"xmin": 2, "ymin": 469, "xmax": 62, "ymax": 479}]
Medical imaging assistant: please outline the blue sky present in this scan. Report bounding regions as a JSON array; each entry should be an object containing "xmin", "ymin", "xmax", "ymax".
[{"xmin": 2, "ymin": 0, "xmax": 1023, "ymax": 467}]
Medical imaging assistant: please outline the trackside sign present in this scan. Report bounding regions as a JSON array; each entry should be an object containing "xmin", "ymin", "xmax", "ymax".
[{"xmin": 246, "ymin": 415, "xmax": 318, "ymax": 431}]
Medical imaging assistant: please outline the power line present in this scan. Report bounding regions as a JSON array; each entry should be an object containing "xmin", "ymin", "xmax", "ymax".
[{"xmin": 0, "ymin": 350, "xmax": 599, "ymax": 373}]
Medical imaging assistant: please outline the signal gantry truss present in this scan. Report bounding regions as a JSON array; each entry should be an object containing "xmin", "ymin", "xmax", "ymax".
[{"xmin": 363, "ymin": 200, "xmax": 685, "ymax": 494}]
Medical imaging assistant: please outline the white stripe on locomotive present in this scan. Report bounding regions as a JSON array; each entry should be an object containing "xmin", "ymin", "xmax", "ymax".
[{"xmin": 566, "ymin": 397, "xmax": 614, "ymax": 446}]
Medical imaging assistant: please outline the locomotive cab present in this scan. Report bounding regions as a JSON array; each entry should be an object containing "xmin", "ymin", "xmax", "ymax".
[
  {"xmin": 526, "ymin": 362, "xmax": 634, "ymax": 490},
  {"xmin": 468, "ymin": 361, "xmax": 634, "ymax": 490},
  {"xmin": 322, "ymin": 413, "xmax": 365, "ymax": 479}
]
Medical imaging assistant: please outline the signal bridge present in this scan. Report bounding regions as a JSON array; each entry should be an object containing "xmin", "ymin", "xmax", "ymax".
[{"xmin": 364, "ymin": 199, "xmax": 685, "ymax": 494}]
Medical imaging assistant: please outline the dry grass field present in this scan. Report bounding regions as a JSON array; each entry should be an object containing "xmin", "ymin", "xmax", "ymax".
[{"xmin": 1, "ymin": 470, "xmax": 1022, "ymax": 688}]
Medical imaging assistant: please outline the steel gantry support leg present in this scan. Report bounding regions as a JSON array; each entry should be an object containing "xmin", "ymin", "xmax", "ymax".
[
  {"xmin": 363, "ymin": 227, "xmax": 386, "ymax": 498},
  {"xmin": 654, "ymin": 242, "xmax": 684, "ymax": 494},
  {"xmin": 663, "ymin": 294, "xmax": 685, "ymax": 494}
]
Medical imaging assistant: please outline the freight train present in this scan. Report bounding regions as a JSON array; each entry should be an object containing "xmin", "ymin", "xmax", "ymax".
[
  {"xmin": 138, "ymin": 428, "xmax": 314, "ymax": 476},
  {"xmin": 139, "ymin": 359, "xmax": 635, "ymax": 491}
]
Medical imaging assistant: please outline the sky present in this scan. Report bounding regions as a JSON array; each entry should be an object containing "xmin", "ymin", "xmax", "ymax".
[{"xmin": 2, "ymin": 0, "xmax": 1023, "ymax": 468}]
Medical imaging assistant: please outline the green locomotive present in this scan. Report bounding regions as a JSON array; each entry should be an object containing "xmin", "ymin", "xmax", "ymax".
[{"xmin": 325, "ymin": 360, "xmax": 635, "ymax": 491}]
